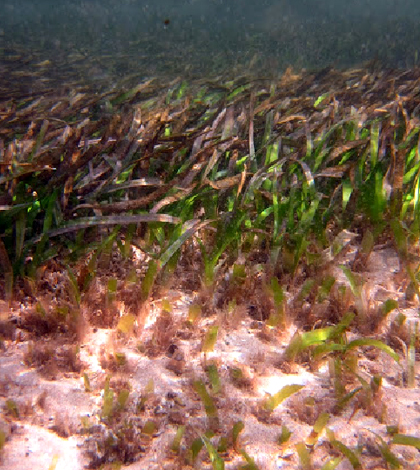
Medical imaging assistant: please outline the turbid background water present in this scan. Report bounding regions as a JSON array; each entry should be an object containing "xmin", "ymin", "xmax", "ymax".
[{"xmin": 1, "ymin": 0, "xmax": 420, "ymax": 87}]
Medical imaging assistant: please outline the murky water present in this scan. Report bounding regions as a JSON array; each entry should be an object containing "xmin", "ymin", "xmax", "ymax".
[{"xmin": 1, "ymin": 0, "xmax": 420, "ymax": 93}]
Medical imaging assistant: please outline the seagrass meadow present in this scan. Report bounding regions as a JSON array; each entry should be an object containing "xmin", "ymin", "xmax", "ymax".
[{"xmin": 1, "ymin": 62, "xmax": 420, "ymax": 469}]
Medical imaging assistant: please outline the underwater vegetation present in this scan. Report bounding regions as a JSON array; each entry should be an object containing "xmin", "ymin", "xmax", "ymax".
[{"xmin": 1, "ymin": 63, "xmax": 420, "ymax": 468}]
